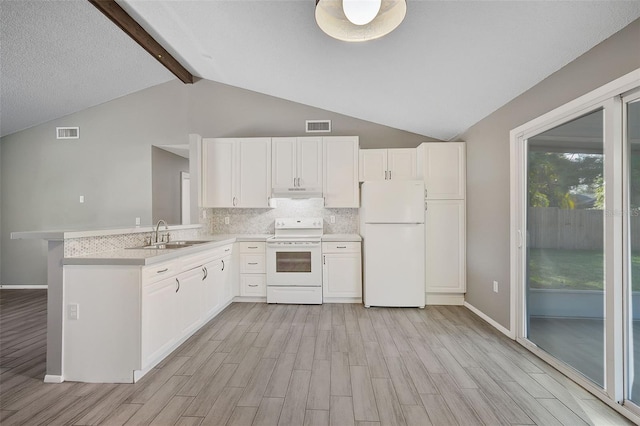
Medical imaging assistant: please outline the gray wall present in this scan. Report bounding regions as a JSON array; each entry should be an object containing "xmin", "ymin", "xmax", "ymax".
[
  {"xmin": 152, "ymin": 147, "xmax": 189, "ymax": 225},
  {"xmin": 1, "ymin": 79, "xmax": 432, "ymax": 286},
  {"xmin": 0, "ymin": 80, "xmax": 190, "ymax": 286},
  {"xmin": 462, "ymin": 18, "xmax": 640, "ymax": 328},
  {"xmin": 187, "ymin": 80, "xmax": 433, "ymax": 149}
]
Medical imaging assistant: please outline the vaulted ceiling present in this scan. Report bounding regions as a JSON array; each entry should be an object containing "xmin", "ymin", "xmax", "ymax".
[{"xmin": 2, "ymin": 1, "xmax": 640, "ymax": 139}]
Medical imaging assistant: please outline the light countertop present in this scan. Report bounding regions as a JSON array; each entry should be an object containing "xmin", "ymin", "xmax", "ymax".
[
  {"xmin": 11, "ymin": 224, "xmax": 203, "ymax": 241},
  {"xmin": 63, "ymin": 237, "xmax": 237, "ymax": 266},
  {"xmin": 61, "ymin": 233, "xmax": 359, "ymax": 266}
]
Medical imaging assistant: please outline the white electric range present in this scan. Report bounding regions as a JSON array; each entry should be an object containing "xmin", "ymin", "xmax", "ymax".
[{"xmin": 266, "ymin": 217, "xmax": 323, "ymax": 304}]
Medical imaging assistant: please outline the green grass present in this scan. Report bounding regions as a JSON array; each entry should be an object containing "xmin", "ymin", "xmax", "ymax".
[{"xmin": 528, "ymin": 248, "xmax": 640, "ymax": 291}]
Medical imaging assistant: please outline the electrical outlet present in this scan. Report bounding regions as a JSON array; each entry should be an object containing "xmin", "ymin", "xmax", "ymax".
[
  {"xmin": 79, "ymin": 195, "xmax": 84, "ymax": 203},
  {"xmin": 330, "ymin": 215, "xmax": 335, "ymax": 224},
  {"xmin": 493, "ymin": 281, "xmax": 499, "ymax": 293},
  {"xmin": 224, "ymin": 217, "xmax": 230, "ymax": 225},
  {"xmin": 68, "ymin": 303, "xmax": 79, "ymax": 320},
  {"xmin": 202, "ymin": 210, "xmax": 207, "ymax": 219},
  {"xmin": 135, "ymin": 217, "xmax": 140, "ymax": 226}
]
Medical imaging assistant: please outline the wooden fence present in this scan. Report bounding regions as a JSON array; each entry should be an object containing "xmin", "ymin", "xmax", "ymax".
[{"xmin": 528, "ymin": 207, "xmax": 640, "ymax": 250}]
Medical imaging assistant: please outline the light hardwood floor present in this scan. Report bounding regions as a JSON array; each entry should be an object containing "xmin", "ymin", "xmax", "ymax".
[{"xmin": 0, "ymin": 289, "xmax": 634, "ymax": 425}]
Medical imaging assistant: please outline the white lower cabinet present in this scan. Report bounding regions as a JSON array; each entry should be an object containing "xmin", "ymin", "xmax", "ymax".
[
  {"xmin": 63, "ymin": 243, "xmax": 234, "ymax": 383},
  {"xmin": 240, "ymin": 274, "xmax": 267, "ymax": 297},
  {"xmin": 202, "ymin": 260, "xmax": 220, "ymax": 318},
  {"xmin": 176, "ymin": 267, "xmax": 206, "ymax": 337},
  {"xmin": 322, "ymin": 242, "xmax": 362, "ymax": 302},
  {"xmin": 239, "ymin": 241, "xmax": 266, "ymax": 297},
  {"xmin": 141, "ymin": 275, "xmax": 179, "ymax": 368},
  {"xmin": 425, "ymin": 200, "xmax": 466, "ymax": 300}
]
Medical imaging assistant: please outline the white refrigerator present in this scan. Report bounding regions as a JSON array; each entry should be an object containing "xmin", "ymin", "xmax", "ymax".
[{"xmin": 360, "ymin": 180, "xmax": 425, "ymax": 308}]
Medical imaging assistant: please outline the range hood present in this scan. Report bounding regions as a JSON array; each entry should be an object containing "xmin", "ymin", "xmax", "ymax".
[{"xmin": 271, "ymin": 186, "xmax": 324, "ymax": 199}]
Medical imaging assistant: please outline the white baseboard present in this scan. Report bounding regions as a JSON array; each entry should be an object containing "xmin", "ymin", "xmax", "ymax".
[
  {"xmin": 322, "ymin": 297, "xmax": 362, "ymax": 304},
  {"xmin": 464, "ymin": 301, "xmax": 515, "ymax": 339},
  {"xmin": 425, "ymin": 293, "xmax": 464, "ymax": 305},
  {"xmin": 44, "ymin": 374, "xmax": 64, "ymax": 383},
  {"xmin": 233, "ymin": 296, "xmax": 267, "ymax": 303},
  {"xmin": 0, "ymin": 285, "xmax": 48, "ymax": 290}
]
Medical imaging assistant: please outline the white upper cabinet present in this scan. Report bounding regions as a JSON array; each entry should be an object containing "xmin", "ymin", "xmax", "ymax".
[
  {"xmin": 202, "ymin": 138, "xmax": 271, "ymax": 207},
  {"xmin": 417, "ymin": 142, "xmax": 466, "ymax": 199},
  {"xmin": 271, "ymin": 137, "xmax": 297, "ymax": 190},
  {"xmin": 323, "ymin": 136, "xmax": 359, "ymax": 208},
  {"xmin": 202, "ymin": 138, "xmax": 235, "ymax": 207},
  {"xmin": 272, "ymin": 137, "xmax": 323, "ymax": 193},
  {"xmin": 387, "ymin": 149, "xmax": 417, "ymax": 181},
  {"xmin": 359, "ymin": 148, "xmax": 416, "ymax": 181},
  {"xmin": 359, "ymin": 149, "xmax": 387, "ymax": 181},
  {"xmin": 237, "ymin": 139, "xmax": 272, "ymax": 207}
]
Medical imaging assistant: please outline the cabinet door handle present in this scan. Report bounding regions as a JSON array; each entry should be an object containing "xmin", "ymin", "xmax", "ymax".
[
  {"xmin": 202, "ymin": 266, "xmax": 208, "ymax": 280},
  {"xmin": 323, "ymin": 255, "xmax": 326, "ymax": 265},
  {"xmin": 225, "ymin": 248, "xmax": 231, "ymax": 252},
  {"xmin": 156, "ymin": 268, "xmax": 168, "ymax": 274},
  {"xmin": 176, "ymin": 278, "xmax": 180, "ymax": 293},
  {"xmin": 389, "ymin": 170, "xmax": 392, "ymax": 180},
  {"xmin": 248, "ymin": 262, "xmax": 258, "ymax": 265},
  {"xmin": 384, "ymin": 171, "xmax": 387, "ymax": 180},
  {"xmin": 222, "ymin": 259, "xmax": 225, "ymax": 271},
  {"xmin": 233, "ymin": 196, "xmax": 238, "ymax": 206}
]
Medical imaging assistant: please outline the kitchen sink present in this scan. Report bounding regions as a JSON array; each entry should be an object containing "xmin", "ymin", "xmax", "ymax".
[{"xmin": 126, "ymin": 240, "xmax": 210, "ymax": 250}]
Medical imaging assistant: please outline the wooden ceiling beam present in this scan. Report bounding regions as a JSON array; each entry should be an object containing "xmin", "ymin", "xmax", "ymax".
[{"xmin": 88, "ymin": 0, "xmax": 194, "ymax": 84}]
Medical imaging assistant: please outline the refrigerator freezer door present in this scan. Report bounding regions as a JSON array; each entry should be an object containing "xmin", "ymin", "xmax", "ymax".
[
  {"xmin": 363, "ymin": 223, "xmax": 425, "ymax": 307},
  {"xmin": 361, "ymin": 181, "xmax": 425, "ymax": 224}
]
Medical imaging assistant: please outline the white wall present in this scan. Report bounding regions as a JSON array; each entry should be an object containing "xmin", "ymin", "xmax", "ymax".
[{"xmin": 462, "ymin": 18, "xmax": 640, "ymax": 329}]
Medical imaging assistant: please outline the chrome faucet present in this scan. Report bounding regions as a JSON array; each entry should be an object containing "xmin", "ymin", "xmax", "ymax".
[{"xmin": 154, "ymin": 220, "xmax": 168, "ymax": 243}]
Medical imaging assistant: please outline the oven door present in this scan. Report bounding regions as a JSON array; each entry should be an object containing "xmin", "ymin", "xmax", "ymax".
[{"xmin": 266, "ymin": 241, "xmax": 321, "ymax": 287}]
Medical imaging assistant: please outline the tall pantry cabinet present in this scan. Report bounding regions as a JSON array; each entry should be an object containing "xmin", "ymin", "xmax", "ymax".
[{"xmin": 417, "ymin": 142, "xmax": 466, "ymax": 305}]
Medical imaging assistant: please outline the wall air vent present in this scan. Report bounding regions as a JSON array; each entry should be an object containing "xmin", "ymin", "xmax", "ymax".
[
  {"xmin": 56, "ymin": 127, "xmax": 79, "ymax": 139},
  {"xmin": 306, "ymin": 120, "xmax": 331, "ymax": 133}
]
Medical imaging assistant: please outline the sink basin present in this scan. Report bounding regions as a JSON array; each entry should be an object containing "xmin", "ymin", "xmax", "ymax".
[{"xmin": 126, "ymin": 240, "xmax": 211, "ymax": 250}]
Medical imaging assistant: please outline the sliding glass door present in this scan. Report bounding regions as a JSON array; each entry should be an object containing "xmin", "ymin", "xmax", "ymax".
[
  {"xmin": 526, "ymin": 109, "xmax": 606, "ymax": 388},
  {"xmin": 626, "ymin": 94, "xmax": 640, "ymax": 406}
]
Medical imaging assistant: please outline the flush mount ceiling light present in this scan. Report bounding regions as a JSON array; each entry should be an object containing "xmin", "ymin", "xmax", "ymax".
[{"xmin": 315, "ymin": 0, "xmax": 407, "ymax": 42}]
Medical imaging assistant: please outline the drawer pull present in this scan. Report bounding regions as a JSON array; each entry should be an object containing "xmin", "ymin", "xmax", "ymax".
[
  {"xmin": 156, "ymin": 268, "xmax": 169, "ymax": 274},
  {"xmin": 337, "ymin": 246, "xmax": 347, "ymax": 249},
  {"xmin": 222, "ymin": 259, "xmax": 225, "ymax": 271},
  {"xmin": 248, "ymin": 262, "xmax": 259, "ymax": 265},
  {"xmin": 225, "ymin": 248, "xmax": 231, "ymax": 252},
  {"xmin": 176, "ymin": 278, "xmax": 180, "ymax": 293},
  {"xmin": 248, "ymin": 246, "xmax": 258, "ymax": 249},
  {"xmin": 248, "ymin": 284, "xmax": 258, "ymax": 287}
]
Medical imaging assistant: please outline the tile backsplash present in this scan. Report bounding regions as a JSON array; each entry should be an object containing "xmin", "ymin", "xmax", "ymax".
[
  {"xmin": 204, "ymin": 198, "xmax": 359, "ymax": 235},
  {"xmin": 64, "ymin": 228, "xmax": 202, "ymax": 257}
]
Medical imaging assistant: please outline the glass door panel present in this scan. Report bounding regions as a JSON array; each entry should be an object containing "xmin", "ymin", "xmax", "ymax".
[
  {"xmin": 627, "ymin": 98, "xmax": 640, "ymax": 404},
  {"xmin": 526, "ymin": 108, "xmax": 605, "ymax": 387}
]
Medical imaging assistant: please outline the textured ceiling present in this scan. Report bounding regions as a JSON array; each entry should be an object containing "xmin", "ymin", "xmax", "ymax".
[
  {"xmin": 2, "ymin": 1, "xmax": 640, "ymax": 140},
  {"xmin": 0, "ymin": 0, "xmax": 174, "ymax": 137}
]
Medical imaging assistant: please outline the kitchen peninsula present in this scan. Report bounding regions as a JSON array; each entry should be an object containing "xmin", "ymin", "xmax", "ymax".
[{"xmin": 11, "ymin": 223, "xmax": 360, "ymax": 383}]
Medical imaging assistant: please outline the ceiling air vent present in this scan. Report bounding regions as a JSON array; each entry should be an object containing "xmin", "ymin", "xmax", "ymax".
[
  {"xmin": 56, "ymin": 127, "xmax": 79, "ymax": 139},
  {"xmin": 306, "ymin": 120, "xmax": 331, "ymax": 133}
]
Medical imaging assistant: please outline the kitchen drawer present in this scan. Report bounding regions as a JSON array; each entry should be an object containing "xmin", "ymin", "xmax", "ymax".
[
  {"xmin": 240, "ymin": 254, "xmax": 265, "ymax": 273},
  {"xmin": 239, "ymin": 242, "xmax": 266, "ymax": 253},
  {"xmin": 240, "ymin": 274, "xmax": 266, "ymax": 297},
  {"xmin": 142, "ymin": 260, "xmax": 180, "ymax": 284},
  {"xmin": 322, "ymin": 242, "xmax": 361, "ymax": 254}
]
